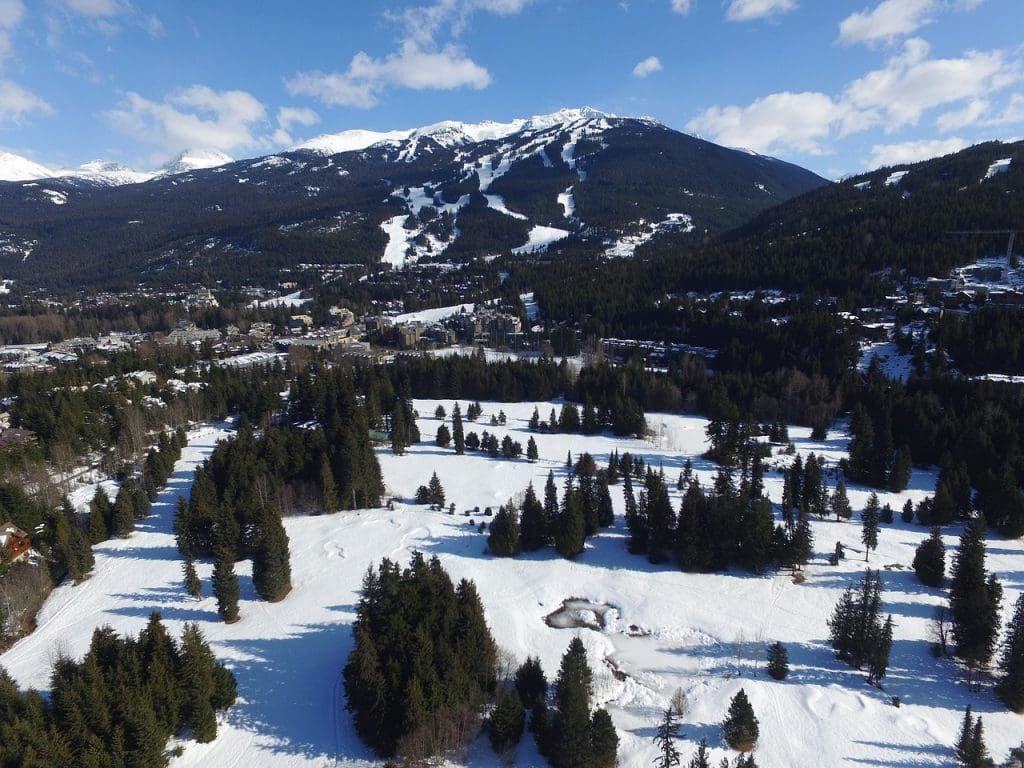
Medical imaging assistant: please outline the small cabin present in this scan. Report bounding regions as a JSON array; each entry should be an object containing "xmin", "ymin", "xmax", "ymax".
[{"xmin": 0, "ymin": 523, "xmax": 31, "ymax": 563}]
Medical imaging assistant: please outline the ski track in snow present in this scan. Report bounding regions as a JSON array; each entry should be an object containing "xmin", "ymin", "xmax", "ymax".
[{"xmin": 3, "ymin": 404, "xmax": 1023, "ymax": 767}]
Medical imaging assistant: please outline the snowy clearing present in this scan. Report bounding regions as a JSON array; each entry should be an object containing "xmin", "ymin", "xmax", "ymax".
[
  {"xmin": 2, "ymin": 405, "xmax": 1022, "ymax": 767},
  {"xmin": 512, "ymin": 226, "xmax": 571, "ymax": 254}
]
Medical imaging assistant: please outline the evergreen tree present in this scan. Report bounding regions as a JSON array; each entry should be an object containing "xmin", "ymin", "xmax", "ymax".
[
  {"xmin": 828, "ymin": 569, "xmax": 890, "ymax": 671},
  {"xmin": 688, "ymin": 739, "xmax": 712, "ymax": 768},
  {"xmin": 861, "ymin": 492, "xmax": 881, "ymax": 561},
  {"xmin": 950, "ymin": 518, "xmax": 1003, "ymax": 671},
  {"xmin": 179, "ymin": 623, "xmax": 218, "ymax": 743},
  {"xmin": 488, "ymin": 505, "xmax": 521, "ymax": 557},
  {"xmin": 112, "ymin": 486, "xmax": 135, "ymax": 538},
  {"xmin": 901, "ymin": 499, "xmax": 915, "ymax": 524},
  {"xmin": 867, "ymin": 614, "xmax": 894, "ymax": 687},
  {"xmin": 543, "ymin": 471, "xmax": 560, "ymax": 542},
  {"xmin": 552, "ymin": 637, "xmax": 594, "ymax": 768},
  {"xmin": 211, "ymin": 542, "xmax": 240, "ymax": 623},
  {"xmin": 529, "ymin": 406, "xmax": 540, "ymax": 430},
  {"xmin": 489, "ymin": 688, "xmax": 525, "ymax": 754},
  {"xmin": 88, "ymin": 486, "xmax": 112, "ymax": 545},
  {"xmin": 653, "ymin": 707, "xmax": 682, "ymax": 768},
  {"xmin": 390, "ymin": 400, "xmax": 407, "ymax": 455},
  {"xmin": 252, "ymin": 505, "xmax": 292, "ymax": 602},
  {"xmin": 722, "ymin": 689, "xmax": 759, "ymax": 751},
  {"xmin": 913, "ymin": 526, "xmax": 946, "ymax": 587},
  {"xmin": 555, "ymin": 482, "xmax": 586, "ymax": 559},
  {"xmin": 452, "ymin": 403, "xmax": 465, "ymax": 454},
  {"xmin": 646, "ymin": 471, "xmax": 675, "ymax": 563},
  {"xmin": 427, "ymin": 472, "xmax": 445, "ymax": 507},
  {"xmin": 520, "ymin": 483, "xmax": 547, "ymax": 552},
  {"xmin": 435, "ymin": 424, "xmax": 451, "ymax": 447},
  {"xmin": 830, "ymin": 479, "xmax": 851, "ymax": 521},
  {"xmin": 766, "ymin": 641, "xmax": 788, "ymax": 680},
  {"xmin": 527, "ymin": 435, "xmax": 538, "ymax": 462},
  {"xmin": 996, "ymin": 595, "xmax": 1024, "ymax": 713},
  {"xmin": 319, "ymin": 455, "xmax": 338, "ymax": 513},
  {"xmin": 596, "ymin": 478, "xmax": 615, "ymax": 528},
  {"xmin": 183, "ymin": 556, "xmax": 202, "ymax": 599},
  {"xmin": 515, "ymin": 656, "xmax": 548, "ymax": 709},
  {"xmin": 589, "ymin": 708, "xmax": 618, "ymax": 768}
]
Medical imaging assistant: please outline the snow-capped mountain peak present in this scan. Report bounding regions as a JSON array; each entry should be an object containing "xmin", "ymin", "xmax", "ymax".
[
  {"xmin": 290, "ymin": 108, "xmax": 626, "ymax": 158},
  {"xmin": 159, "ymin": 149, "xmax": 234, "ymax": 176},
  {"xmin": 0, "ymin": 151, "xmax": 55, "ymax": 182},
  {"xmin": 60, "ymin": 160, "xmax": 155, "ymax": 186}
]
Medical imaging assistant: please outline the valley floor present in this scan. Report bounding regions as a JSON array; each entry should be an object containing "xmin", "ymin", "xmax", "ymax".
[{"xmin": 2, "ymin": 404, "xmax": 1022, "ymax": 767}]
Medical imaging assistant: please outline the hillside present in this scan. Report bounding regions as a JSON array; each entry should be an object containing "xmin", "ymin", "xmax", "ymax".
[
  {"xmin": 640, "ymin": 139, "xmax": 1024, "ymax": 294},
  {"xmin": 0, "ymin": 109, "xmax": 825, "ymax": 292}
]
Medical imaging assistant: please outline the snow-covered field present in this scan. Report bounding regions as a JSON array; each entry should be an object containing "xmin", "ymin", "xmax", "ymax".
[{"xmin": 3, "ymin": 405, "xmax": 1022, "ymax": 767}]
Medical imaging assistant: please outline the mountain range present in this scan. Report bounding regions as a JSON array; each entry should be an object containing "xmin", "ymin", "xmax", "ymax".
[{"xmin": 0, "ymin": 108, "xmax": 828, "ymax": 292}]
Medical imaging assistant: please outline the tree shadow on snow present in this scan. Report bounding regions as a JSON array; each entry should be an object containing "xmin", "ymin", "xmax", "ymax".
[{"xmin": 216, "ymin": 615, "xmax": 379, "ymax": 764}]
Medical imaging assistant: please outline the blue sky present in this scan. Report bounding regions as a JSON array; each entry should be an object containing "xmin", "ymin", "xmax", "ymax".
[{"xmin": 0, "ymin": 0, "xmax": 1021, "ymax": 176}]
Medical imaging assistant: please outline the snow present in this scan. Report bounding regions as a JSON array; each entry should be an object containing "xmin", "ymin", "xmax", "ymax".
[
  {"xmin": 604, "ymin": 214, "xmax": 694, "ymax": 258},
  {"xmin": 519, "ymin": 292, "xmax": 539, "ymax": 322},
  {"xmin": 40, "ymin": 189, "xmax": 67, "ymax": 206},
  {"xmin": 250, "ymin": 290, "xmax": 310, "ymax": 309},
  {"xmin": 854, "ymin": 180, "xmax": 871, "ymax": 190},
  {"xmin": 557, "ymin": 186, "xmax": 576, "ymax": 218},
  {"xmin": 885, "ymin": 170, "xmax": 908, "ymax": 186},
  {"xmin": 380, "ymin": 214, "xmax": 417, "ymax": 267},
  {"xmin": 2, "ymin": 407, "xmax": 1023, "ymax": 766},
  {"xmin": 483, "ymin": 194, "xmax": 527, "ymax": 220},
  {"xmin": 159, "ymin": 149, "xmax": 234, "ymax": 175},
  {"xmin": 293, "ymin": 108, "xmax": 616, "ymax": 162},
  {"xmin": 858, "ymin": 341, "xmax": 913, "ymax": 383},
  {"xmin": 394, "ymin": 302, "xmax": 476, "ymax": 324},
  {"xmin": 512, "ymin": 225, "xmax": 572, "ymax": 254},
  {"xmin": 0, "ymin": 151, "xmax": 54, "ymax": 182},
  {"xmin": 60, "ymin": 160, "xmax": 156, "ymax": 186},
  {"xmin": 984, "ymin": 158, "xmax": 1012, "ymax": 180}
]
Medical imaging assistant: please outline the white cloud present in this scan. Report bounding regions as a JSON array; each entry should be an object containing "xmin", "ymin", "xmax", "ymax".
[
  {"xmin": 671, "ymin": 0, "xmax": 694, "ymax": 14},
  {"xmin": 291, "ymin": 0, "xmax": 535, "ymax": 109},
  {"xmin": 687, "ymin": 91, "xmax": 848, "ymax": 155},
  {"xmin": 0, "ymin": 0, "xmax": 25, "ymax": 63},
  {"xmin": 59, "ymin": 0, "xmax": 120, "ymax": 15},
  {"xmin": 288, "ymin": 40, "xmax": 491, "ymax": 109},
  {"xmin": 277, "ymin": 106, "xmax": 319, "ymax": 132},
  {"xmin": 838, "ymin": 0, "xmax": 936, "ymax": 46},
  {"xmin": 867, "ymin": 137, "xmax": 969, "ymax": 167},
  {"xmin": 633, "ymin": 56, "xmax": 663, "ymax": 78},
  {"xmin": 725, "ymin": 0, "xmax": 797, "ymax": 22},
  {"xmin": 104, "ymin": 85, "xmax": 274, "ymax": 156},
  {"xmin": 0, "ymin": 79, "xmax": 53, "ymax": 123},
  {"xmin": 844, "ymin": 38, "xmax": 1018, "ymax": 132},
  {"xmin": 935, "ymin": 98, "xmax": 989, "ymax": 132}
]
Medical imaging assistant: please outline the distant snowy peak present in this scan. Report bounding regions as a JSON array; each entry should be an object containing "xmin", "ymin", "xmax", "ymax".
[
  {"xmin": 291, "ymin": 128, "xmax": 412, "ymax": 156},
  {"xmin": 0, "ymin": 151, "xmax": 55, "ymax": 182},
  {"xmin": 291, "ymin": 107, "xmax": 634, "ymax": 157},
  {"xmin": 159, "ymin": 149, "xmax": 234, "ymax": 176},
  {"xmin": 61, "ymin": 161, "xmax": 155, "ymax": 186}
]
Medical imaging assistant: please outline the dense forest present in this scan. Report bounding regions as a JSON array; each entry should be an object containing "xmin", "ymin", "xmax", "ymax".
[{"xmin": 0, "ymin": 614, "xmax": 236, "ymax": 767}]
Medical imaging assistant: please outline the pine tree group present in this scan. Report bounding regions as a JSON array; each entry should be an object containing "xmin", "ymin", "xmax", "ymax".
[
  {"xmin": 827, "ymin": 569, "xmax": 895, "ymax": 685},
  {"xmin": 532, "ymin": 637, "xmax": 618, "ymax": 768},
  {"xmin": 0, "ymin": 614, "xmax": 236, "ymax": 766},
  {"xmin": 949, "ymin": 518, "xmax": 1003, "ymax": 677},
  {"xmin": 344, "ymin": 554, "xmax": 497, "ymax": 760}
]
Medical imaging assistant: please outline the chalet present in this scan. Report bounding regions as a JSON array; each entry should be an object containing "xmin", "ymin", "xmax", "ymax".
[{"xmin": 0, "ymin": 523, "xmax": 30, "ymax": 563}]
